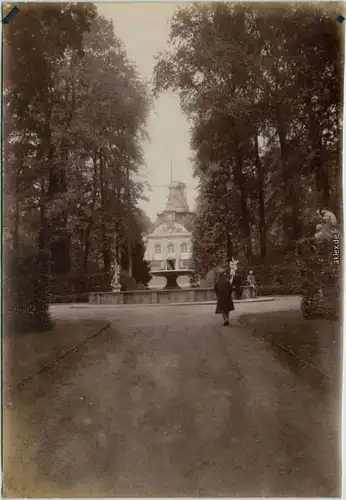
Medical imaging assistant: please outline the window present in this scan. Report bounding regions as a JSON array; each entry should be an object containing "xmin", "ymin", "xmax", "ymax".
[
  {"xmin": 154, "ymin": 244, "xmax": 161, "ymax": 254},
  {"xmin": 167, "ymin": 243, "xmax": 174, "ymax": 254},
  {"xmin": 181, "ymin": 242, "xmax": 188, "ymax": 253}
]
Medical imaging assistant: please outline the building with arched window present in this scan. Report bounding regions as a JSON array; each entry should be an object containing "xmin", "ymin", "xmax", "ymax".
[
  {"xmin": 144, "ymin": 181, "xmax": 194, "ymax": 272},
  {"xmin": 181, "ymin": 242, "xmax": 188, "ymax": 254}
]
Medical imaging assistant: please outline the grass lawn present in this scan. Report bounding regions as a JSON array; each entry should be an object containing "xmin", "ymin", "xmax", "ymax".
[
  {"xmin": 4, "ymin": 318, "xmax": 110, "ymax": 390},
  {"xmin": 240, "ymin": 310, "xmax": 341, "ymax": 387}
]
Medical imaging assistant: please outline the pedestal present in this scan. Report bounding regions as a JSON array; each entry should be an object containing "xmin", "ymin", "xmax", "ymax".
[
  {"xmin": 164, "ymin": 273, "xmax": 180, "ymax": 289},
  {"xmin": 111, "ymin": 285, "xmax": 121, "ymax": 293}
]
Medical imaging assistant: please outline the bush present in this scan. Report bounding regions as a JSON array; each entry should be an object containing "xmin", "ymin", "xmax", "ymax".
[
  {"xmin": 249, "ymin": 263, "xmax": 301, "ymax": 291},
  {"xmin": 49, "ymin": 268, "xmax": 151, "ymax": 302},
  {"xmin": 136, "ymin": 282, "xmax": 147, "ymax": 290},
  {"xmin": 200, "ymin": 264, "xmax": 300, "ymax": 294},
  {"xmin": 120, "ymin": 271, "xmax": 139, "ymax": 291},
  {"xmin": 296, "ymin": 236, "xmax": 341, "ymax": 320},
  {"xmin": 50, "ymin": 293, "xmax": 89, "ymax": 304},
  {"xmin": 50, "ymin": 270, "xmax": 111, "ymax": 301},
  {"xmin": 258, "ymin": 285, "xmax": 302, "ymax": 296},
  {"xmin": 202, "ymin": 268, "xmax": 217, "ymax": 287},
  {"xmin": 7, "ymin": 249, "xmax": 53, "ymax": 333}
]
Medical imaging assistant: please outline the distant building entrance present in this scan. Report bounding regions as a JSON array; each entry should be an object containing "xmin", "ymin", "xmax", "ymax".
[{"xmin": 167, "ymin": 259, "xmax": 176, "ymax": 270}]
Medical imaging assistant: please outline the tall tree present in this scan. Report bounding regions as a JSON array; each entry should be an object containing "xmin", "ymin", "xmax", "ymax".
[
  {"xmin": 4, "ymin": 4, "xmax": 152, "ymax": 303},
  {"xmin": 4, "ymin": 3, "xmax": 97, "ymax": 270},
  {"xmin": 154, "ymin": 2, "xmax": 342, "ymax": 272}
]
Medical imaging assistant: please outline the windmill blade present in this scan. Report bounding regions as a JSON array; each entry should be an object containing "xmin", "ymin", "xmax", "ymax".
[{"xmin": 150, "ymin": 184, "xmax": 196, "ymax": 190}]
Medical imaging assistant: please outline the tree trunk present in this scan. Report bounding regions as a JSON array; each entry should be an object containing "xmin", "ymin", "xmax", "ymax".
[
  {"xmin": 99, "ymin": 149, "xmax": 112, "ymax": 274},
  {"xmin": 47, "ymin": 116, "xmax": 71, "ymax": 273},
  {"xmin": 125, "ymin": 164, "xmax": 133, "ymax": 276},
  {"xmin": 39, "ymin": 179, "xmax": 47, "ymax": 250},
  {"xmin": 83, "ymin": 224, "xmax": 92, "ymax": 271},
  {"xmin": 224, "ymin": 177, "xmax": 233, "ymax": 262},
  {"xmin": 226, "ymin": 230, "xmax": 233, "ymax": 262},
  {"xmin": 82, "ymin": 148, "xmax": 98, "ymax": 280},
  {"xmin": 233, "ymin": 127, "xmax": 253, "ymax": 259},
  {"xmin": 128, "ymin": 237, "xmax": 133, "ymax": 276},
  {"xmin": 306, "ymin": 98, "xmax": 329, "ymax": 207},
  {"xmin": 13, "ymin": 191, "xmax": 20, "ymax": 253},
  {"xmin": 33, "ymin": 133, "xmax": 50, "ymax": 251},
  {"xmin": 276, "ymin": 105, "xmax": 300, "ymax": 244},
  {"xmin": 48, "ymin": 142, "xmax": 71, "ymax": 273},
  {"xmin": 115, "ymin": 231, "xmax": 120, "ymax": 264},
  {"xmin": 48, "ymin": 78, "xmax": 77, "ymax": 274},
  {"xmin": 254, "ymin": 133, "xmax": 267, "ymax": 258}
]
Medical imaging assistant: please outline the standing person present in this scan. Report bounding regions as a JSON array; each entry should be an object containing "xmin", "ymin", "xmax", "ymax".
[
  {"xmin": 214, "ymin": 268, "xmax": 235, "ymax": 326},
  {"xmin": 232, "ymin": 271, "xmax": 243, "ymax": 300}
]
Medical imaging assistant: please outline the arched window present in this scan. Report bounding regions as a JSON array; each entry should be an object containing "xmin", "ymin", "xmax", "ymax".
[
  {"xmin": 181, "ymin": 242, "xmax": 188, "ymax": 253},
  {"xmin": 154, "ymin": 244, "xmax": 161, "ymax": 254},
  {"xmin": 167, "ymin": 243, "xmax": 174, "ymax": 255}
]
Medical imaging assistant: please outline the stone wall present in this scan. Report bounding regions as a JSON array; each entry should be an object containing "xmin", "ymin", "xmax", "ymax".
[{"xmin": 89, "ymin": 286, "xmax": 254, "ymax": 305}]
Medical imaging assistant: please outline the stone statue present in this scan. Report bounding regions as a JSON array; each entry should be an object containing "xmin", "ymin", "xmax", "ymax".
[
  {"xmin": 299, "ymin": 209, "xmax": 340, "ymax": 320},
  {"xmin": 229, "ymin": 257, "xmax": 239, "ymax": 284},
  {"xmin": 247, "ymin": 270, "xmax": 257, "ymax": 298},
  {"xmin": 111, "ymin": 260, "xmax": 121, "ymax": 291},
  {"xmin": 315, "ymin": 209, "xmax": 339, "ymax": 242}
]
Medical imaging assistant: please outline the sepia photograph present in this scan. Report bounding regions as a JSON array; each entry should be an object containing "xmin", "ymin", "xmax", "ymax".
[{"xmin": 2, "ymin": 1, "xmax": 343, "ymax": 497}]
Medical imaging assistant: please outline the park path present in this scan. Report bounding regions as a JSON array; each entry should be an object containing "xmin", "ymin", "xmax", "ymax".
[{"xmin": 4, "ymin": 297, "xmax": 339, "ymax": 497}]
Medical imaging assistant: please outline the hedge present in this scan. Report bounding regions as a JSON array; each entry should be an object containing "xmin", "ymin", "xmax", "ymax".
[
  {"xmin": 7, "ymin": 250, "xmax": 53, "ymax": 333},
  {"xmin": 48, "ymin": 269, "xmax": 149, "ymax": 301},
  {"xmin": 258, "ymin": 285, "xmax": 302, "ymax": 296},
  {"xmin": 296, "ymin": 236, "xmax": 341, "ymax": 320}
]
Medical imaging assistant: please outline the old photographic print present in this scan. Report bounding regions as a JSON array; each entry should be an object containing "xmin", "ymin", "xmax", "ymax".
[{"xmin": 2, "ymin": 2, "xmax": 343, "ymax": 497}]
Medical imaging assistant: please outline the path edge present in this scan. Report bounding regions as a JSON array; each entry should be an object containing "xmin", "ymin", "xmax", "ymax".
[{"xmin": 14, "ymin": 322, "xmax": 111, "ymax": 389}]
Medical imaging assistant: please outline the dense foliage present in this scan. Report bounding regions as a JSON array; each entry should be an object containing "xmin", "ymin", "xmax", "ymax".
[
  {"xmin": 7, "ymin": 250, "xmax": 52, "ymax": 332},
  {"xmin": 4, "ymin": 4, "xmax": 152, "ymax": 328},
  {"xmin": 154, "ymin": 3, "xmax": 342, "ymax": 279},
  {"xmin": 296, "ymin": 236, "xmax": 341, "ymax": 319}
]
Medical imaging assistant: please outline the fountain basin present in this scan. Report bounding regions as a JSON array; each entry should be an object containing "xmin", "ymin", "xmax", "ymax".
[
  {"xmin": 151, "ymin": 269, "xmax": 194, "ymax": 290},
  {"xmin": 88, "ymin": 285, "xmax": 254, "ymax": 305}
]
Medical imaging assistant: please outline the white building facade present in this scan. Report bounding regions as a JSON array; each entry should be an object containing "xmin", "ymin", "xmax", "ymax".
[{"xmin": 144, "ymin": 181, "xmax": 194, "ymax": 272}]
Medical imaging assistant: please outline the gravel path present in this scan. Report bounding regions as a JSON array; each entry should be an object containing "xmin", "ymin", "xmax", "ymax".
[{"xmin": 4, "ymin": 296, "xmax": 339, "ymax": 497}]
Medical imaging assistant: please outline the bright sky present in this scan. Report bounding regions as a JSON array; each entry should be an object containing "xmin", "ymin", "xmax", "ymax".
[{"xmin": 97, "ymin": 3, "xmax": 198, "ymax": 222}]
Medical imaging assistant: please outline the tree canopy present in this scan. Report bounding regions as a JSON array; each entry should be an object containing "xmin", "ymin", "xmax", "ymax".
[
  {"xmin": 154, "ymin": 2, "xmax": 342, "ymax": 275},
  {"xmin": 4, "ymin": 3, "xmax": 153, "ymax": 310}
]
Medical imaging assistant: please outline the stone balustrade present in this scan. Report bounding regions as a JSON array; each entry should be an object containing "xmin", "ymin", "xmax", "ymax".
[{"xmin": 88, "ymin": 285, "xmax": 255, "ymax": 305}]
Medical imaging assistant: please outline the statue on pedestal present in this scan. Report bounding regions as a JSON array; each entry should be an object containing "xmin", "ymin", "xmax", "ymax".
[
  {"xmin": 315, "ymin": 209, "xmax": 339, "ymax": 242},
  {"xmin": 229, "ymin": 257, "xmax": 239, "ymax": 284},
  {"xmin": 299, "ymin": 208, "xmax": 340, "ymax": 319},
  {"xmin": 111, "ymin": 260, "xmax": 121, "ymax": 292}
]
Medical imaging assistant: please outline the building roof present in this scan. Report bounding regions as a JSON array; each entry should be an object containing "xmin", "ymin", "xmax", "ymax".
[
  {"xmin": 164, "ymin": 181, "xmax": 190, "ymax": 213},
  {"xmin": 150, "ymin": 222, "xmax": 190, "ymax": 237}
]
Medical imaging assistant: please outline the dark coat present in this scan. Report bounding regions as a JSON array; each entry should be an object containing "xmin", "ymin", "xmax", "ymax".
[{"xmin": 214, "ymin": 276, "xmax": 235, "ymax": 314}]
